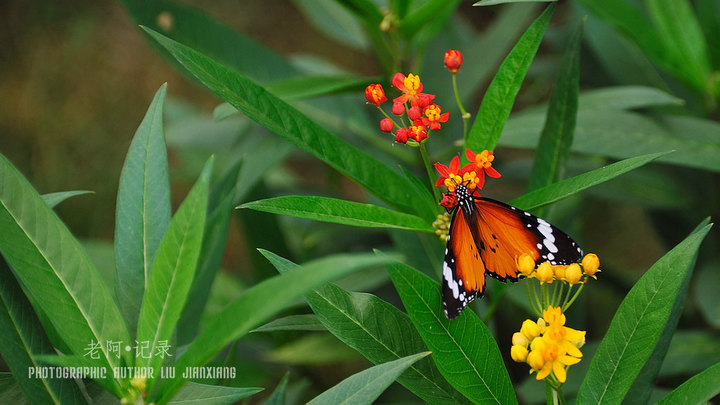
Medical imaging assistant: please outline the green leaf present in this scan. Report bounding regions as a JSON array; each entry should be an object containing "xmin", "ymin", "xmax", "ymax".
[
  {"xmin": 576, "ymin": 222, "xmax": 712, "ymax": 404},
  {"xmin": 262, "ymin": 372, "xmax": 290, "ymax": 405},
  {"xmin": 500, "ymin": 110, "xmax": 720, "ymax": 172},
  {"xmin": 261, "ymin": 250, "xmax": 470, "ymax": 405},
  {"xmin": 0, "ymin": 152, "xmax": 130, "ymax": 386},
  {"xmin": 119, "ymin": 0, "xmax": 297, "ymax": 84},
  {"xmin": 466, "ymin": 4, "xmax": 554, "ymax": 151},
  {"xmin": 240, "ymin": 196, "xmax": 433, "ymax": 233},
  {"xmin": 577, "ymin": 86, "xmax": 683, "ymax": 111},
  {"xmin": 265, "ymin": 334, "xmax": 360, "ymax": 365},
  {"xmin": 167, "ymin": 382, "xmax": 262, "ymax": 405},
  {"xmin": 510, "ymin": 152, "xmax": 668, "ymax": 211},
  {"xmin": 0, "ymin": 260, "xmax": 86, "ymax": 404},
  {"xmin": 387, "ymin": 262, "xmax": 517, "ymax": 405},
  {"xmin": 266, "ymin": 75, "xmax": 379, "ymax": 100},
  {"xmin": 294, "ymin": 0, "xmax": 369, "ymax": 50},
  {"xmin": 646, "ymin": 0, "xmax": 712, "ymax": 91},
  {"xmin": 623, "ymin": 219, "xmax": 708, "ymax": 404},
  {"xmin": 693, "ymin": 260, "xmax": 720, "ymax": 328},
  {"xmin": 177, "ymin": 160, "xmax": 241, "ymax": 345},
  {"xmin": 114, "ymin": 83, "xmax": 172, "ymax": 336},
  {"xmin": 252, "ymin": 314, "xmax": 327, "ymax": 333},
  {"xmin": 474, "ymin": 0, "xmax": 555, "ymax": 5},
  {"xmin": 660, "ymin": 330, "xmax": 720, "ymax": 376},
  {"xmin": 154, "ymin": 253, "xmax": 397, "ymax": 404},
  {"xmin": 41, "ymin": 191, "xmax": 93, "ymax": 209},
  {"xmin": 33, "ymin": 354, "xmax": 118, "ymax": 396},
  {"xmin": 307, "ymin": 353, "xmax": 430, "ymax": 405},
  {"xmin": 528, "ymin": 18, "xmax": 583, "ymax": 191},
  {"xmin": 142, "ymin": 27, "xmax": 426, "ymax": 216},
  {"xmin": 0, "ymin": 373, "xmax": 28, "ymax": 404},
  {"xmin": 656, "ymin": 362, "xmax": 720, "ymax": 405},
  {"xmin": 399, "ymin": 0, "xmax": 462, "ymax": 39},
  {"xmin": 136, "ymin": 158, "xmax": 212, "ymax": 390}
]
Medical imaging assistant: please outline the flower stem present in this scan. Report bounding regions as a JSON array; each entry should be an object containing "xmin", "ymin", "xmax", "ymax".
[
  {"xmin": 419, "ymin": 142, "xmax": 441, "ymax": 206},
  {"xmin": 452, "ymin": 74, "xmax": 470, "ymax": 139},
  {"xmin": 562, "ymin": 282, "xmax": 586, "ymax": 312}
]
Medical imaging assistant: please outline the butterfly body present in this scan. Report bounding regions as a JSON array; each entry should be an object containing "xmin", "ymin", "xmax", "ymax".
[{"xmin": 442, "ymin": 184, "xmax": 583, "ymax": 319}]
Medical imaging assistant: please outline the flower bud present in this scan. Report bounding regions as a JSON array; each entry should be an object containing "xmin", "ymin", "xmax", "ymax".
[
  {"xmin": 536, "ymin": 262, "xmax": 554, "ymax": 284},
  {"xmin": 512, "ymin": 332, "xmax": 529, "ymax": 347},
  {"xmin": 392, "ymin": 102, "xmax": 405, "ymax": 116},
  {"xmin": 394, "ymin": 127, "xmax": 408, "ymax": 144},
  {"xmin": 364, "ymin": 84, "xmax": 387, "ymax": 106},
  {"xmin": 516, "ymin": 253, "xmax": 536, "ymax": 277},
  {"xmin": 565, "ymin": 263, "xmax": 582, "ymax": 284},
  {"xmin": 511, "ymin": 345, "xmax": 529, "ymax": 362},
  {"xmin": 553, "ymin": 265, "xmax": 566, "ymax": 281},
  {"xmin": 416, "ymin": 93, "xmax": 435, "ymax": 108},
  {"xmin": 582, "ymin": 253, "xmax": 600, "ymax": 277},
  {"xmin": 380, "ymin": 118, "xmax": 394, "ymax": 133},
  {"xmin": 443, "ymin": 50, "xmax": 463, "ymax": 73},
  {"xmin": 521, "ymin": 319, "xmax": 541, "ymax": 339},
  {"xmin": 408, "ymin": 106, "xmax": 422, "ymax": 121},
  {"xmin": 527, "ymin": 349, "xmax": 545, "ymax": 370}
]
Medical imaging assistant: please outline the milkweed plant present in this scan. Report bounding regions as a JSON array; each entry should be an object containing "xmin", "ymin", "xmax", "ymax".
[{"xmin": 0, "ymin": 1, "xmax": 718, "ymax": 405}]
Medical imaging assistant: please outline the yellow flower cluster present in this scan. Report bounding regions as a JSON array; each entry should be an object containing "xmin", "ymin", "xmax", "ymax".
[
  {"xmin": 511, "ymin": 306, "xmax": 585, "ymax": 383},
  {"xmin": 516, "ymin": 253, "xmax": 601, "ymax": 285},
  {"xmin": 432, "ymin": 213, "xmax": 451, "ymax": 242}
]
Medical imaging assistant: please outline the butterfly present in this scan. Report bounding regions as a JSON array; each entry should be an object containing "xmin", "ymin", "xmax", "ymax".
[{"xmin": 442, "ymin": 182, "xmax": 583, "ymax": 319}]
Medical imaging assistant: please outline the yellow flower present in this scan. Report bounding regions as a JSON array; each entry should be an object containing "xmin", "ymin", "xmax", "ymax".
[
  {"xmin": 520, "ymin": 319, "xmax": 541, "ymax": 339},
  {"xmin": 565, "ymin": 263, "xmax": 582, "ymax": 284},
  {"xmin": 516, "ymin": 253, "xmax": 536, "ymax": 277},
  {"xmin": 511, "ymin": 345, "xmax": 528, "ymax": 362},
  {"xmin": 536, "ymin": 262, "xmax": 554, "ymax": 284},
  {"xmin": 510, "ymin": 306, "xmax": 586, "ymax": 384},
  {"xmin": 553, "ymin": 265, "xmax": 567, "ymax": 281},
  {"xmin": 582, "ymin": 253, "xmax": 601, "ymax": 278}
]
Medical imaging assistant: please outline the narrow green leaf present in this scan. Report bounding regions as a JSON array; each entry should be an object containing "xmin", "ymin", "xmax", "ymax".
[
  {"xmin": 41, "ymin": 191, "xmax": 93, "ymax": 209},
  {"xmin": 0, "ymin": 373, "xmax": 28, "ymax": 404},
  {"xmin": 0, "ymin": 153, "xmax": 130, "ymax": 383},
  {"xmin": 660, "ymin": 330, "xmax": 720, "ymax": 377},
  {"xmin": 510, "ymin": 152, "xmax": 669, "ymax": 211},
  {"xmin": 577, "ymin": 86, "xmax": 683, "ymax": 111},
  {"xmin": 265, "ymin": 334, "xmax": 360, "ymax": 365},
  {"xmin": 177, "ymin": 160, "xmax": 241, "ymax": 345},
  {"xmin": 142, "ymin": 27, "xmax": 425, "ymax": 216},
  {"xmin": 528, "ymin": 19, "xmax": 583, "ymax": 191},
  {"xmin": 474, "ymin": 0, "xmax": 555, "ymax": 5},
  {"xmin": 646, "ymin": 0, "xmax": 712, "ymax": 91},
  {"xmin": 261, "ymin": 250, "xmax": 470, "ymax": 405},
  {"xmin": 624, "ymin": 220, "xmax": 707, "ymax": 404},
  {"xmin": 500, "ymin": 110, "xmax": 720, "ymax": 172},
  {"xmin": 466, "ymin": 4, "xmax": 554, "ymax": 151},
  {"xmin": 657, "ymin": 362, "xmax": 720, "ymax": 405},
  {"xmin": 576, "ymin": 222, "xmax": 712, "ymax": 404},
  {"xmin": 294, "ymin": 0, "xmax": 369, "ymax": 50},
  {"xmin": 33, "ymin": 355, "xmax": 119, "ymax": 396},
  {"xmin": 693, "ymin": 260, "xmax": 720, "ymax": 328},
  {"xmin": 240, "ymin": 196, "xmax": 433, "ymax": 233},
  {"xmin": 154, "ymin": 253, "xmax": 397, "ymax": 404},
  {"xmin": 119, "ymin": 0, "xmax": 297, "ymax": 84},
  {"xmin": 307, "ymin": 352, "xmax": 430, "ymax": 405},
  {"xmin": 136, "ymin": 158, "xmax": 212, "ymax": 390},
  {"xmin": 167, "ymin": 382, "xmax": 262, "ymax": 405},
  {"xmin": 0, "ymin": 260, "xmax": 86, "ymax": 404},
  {"xmin": 115, "ymin": 83, "xmax": 172, "ymax": 336},
  {"xmin": 252, "ymin": 314, "xmax": 326, "ymax": 333},
  {"xmin": 399, "ymin": 0, "xmax": 462, "ymax": 39},
  {"xmin": 387, "ymin": 262, "xmax": 517, "ymax": 405},
  {"xmin": 262, "ymin": 372, "xmax": 290, "ymax": 405},
  {"xmin": 266, "ymin": 75, "xmax": 379, "ymax": 100}
]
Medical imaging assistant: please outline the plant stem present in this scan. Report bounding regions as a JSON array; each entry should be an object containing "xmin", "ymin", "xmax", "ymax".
[
  {"xmin": 419, "ymin": 142, "xmax": 441, "ymax": 205},
  {"xmin": 452, "ymin": 74, "xmax": 470, "ymax": 139}
]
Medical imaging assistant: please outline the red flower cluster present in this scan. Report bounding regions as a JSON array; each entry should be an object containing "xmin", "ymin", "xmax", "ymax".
[
  {"xmin": 363, "ymin": 72, "xmax": 449, "ymax": 145},
  {"xmin": 434, "ymin": 149, "xmax": 502, "ymax": 208}
]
